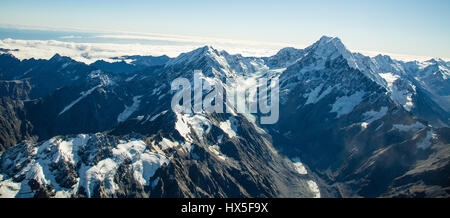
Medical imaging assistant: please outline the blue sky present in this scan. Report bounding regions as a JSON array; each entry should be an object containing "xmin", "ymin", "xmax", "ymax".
[{"xmin": 0, "ymin": 0, "xmax": 449, "ymax": 59}]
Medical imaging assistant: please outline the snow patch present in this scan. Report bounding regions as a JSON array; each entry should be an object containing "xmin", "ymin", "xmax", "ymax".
[
  {"xmin": 307, "ymin": 180, "xmax": 321, "ymax": 198},
  {"xmin": 208, "ymin": 145, "xmax": 228, "ymax": 161},
  {"xmin": 379, "ymin": 73, "xmax": 415, "ymax": 111},
  {"xmin": 361, "ymin": 122, "xmax": 369, "ymax": 129},
  {"xmin": 0, "ymin": 175, "xmax": 21, "ymax": 198},
  {"xmin": 89, "ymin": 70, "xmax": 114, "ymax": 86},
  {"xmin": 417, "ymin": 130, "xmax": 435, "ymax": 150},
  {"xmin": 148, "ymin": 110, "xmax": 168, "ymax": 122},
  {"xmin": 59, "ymin": 84, "xmax": 101, "ymax": 115},
  {"xmin": 125, "ymin": 74, "xmax": 137, "ymax": 82},
  {"xmin": 61, "ymin": 62, "xmax": 71, "ymax": 69},
  {"xmin": 362, "ymin": 106, "xmax": 388, "ymax": 124},
  {"xmin": 391, "ymin": 122, "xmax": 426, "ymax": 132},
  {"xmin": 304, "ymin": 84, "xmax": 334, "ymax": 105},
  {"xmin": 391, "ymin": 88, "xmax": 414, "ymax": 112},
  {"xmin": 379, "ymin": 72, "xmax": 399, "ymax": 88},
  {"xmin": 375, "ymin": 122, "xmax": 384, "ymax": 131},
  {"xmin": 219, "ymin": 117, "xmax": 238, "ymax": 138},
  {"xmin": 57, "ymin": 134, "xmax": 89, "ymax": 164},
  {"xmin": 292, "ymin": 157, "xmax": 307, "ymax": 175},
  {"xmin": 158, "ymin": 138, "xmax": 179, "ymax": 150},
  {"xmin": 117, "ymin": 95, "xmax": 143, "ymax": 123},
  {"xmin": 331, "ymin": 91, "xmax": 365, "ymax": 118}
]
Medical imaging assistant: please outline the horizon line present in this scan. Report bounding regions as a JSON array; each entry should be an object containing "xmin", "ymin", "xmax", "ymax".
[{"xmin": 0, "ymin": 24, "xmax": 449, "ymax": 62}]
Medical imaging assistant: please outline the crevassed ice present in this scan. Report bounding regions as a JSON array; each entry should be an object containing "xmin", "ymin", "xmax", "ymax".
[{"xmin": 175, "ymin": 113, "xmax": 212, "ymax": 142}]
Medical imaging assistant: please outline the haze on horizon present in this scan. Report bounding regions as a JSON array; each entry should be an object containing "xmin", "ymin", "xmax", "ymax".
[{"xmin": 0, "ymin": 0, "xmax": 449, "ymax": 61}]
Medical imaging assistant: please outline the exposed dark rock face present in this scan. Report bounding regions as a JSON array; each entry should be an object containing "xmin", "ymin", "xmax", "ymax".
[{"xmin": 0, "ymin": 97, "xmax": 34, "ymax": 151}]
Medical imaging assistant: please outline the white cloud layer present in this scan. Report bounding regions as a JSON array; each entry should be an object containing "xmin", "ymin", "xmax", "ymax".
[
  {"xmin": 0, "ymin": 38, "xmax": 198, "ymax": 64},
  {"xmin": 0, "ymin": 35, "xmax": 287, "ymax": 64},
  {"xmin": 0, "ymin": 35, "xmax": 447, "ymax": 64}
]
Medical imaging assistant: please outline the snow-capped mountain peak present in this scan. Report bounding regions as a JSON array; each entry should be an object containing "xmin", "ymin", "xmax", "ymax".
[
  {"xmin": 304, "ymin": 36, "xmax": 361, "ymax": 71},
  {"xmin": 164, "ymin": 45, "xmax": 268, "ymax": 81},
  {"xmin": 309, "ymin": 36, "xmax": 349, "ymax": 57},
  {"xmin": 165, "ymin": 45, "xmax": 219, "ymax": 66}
]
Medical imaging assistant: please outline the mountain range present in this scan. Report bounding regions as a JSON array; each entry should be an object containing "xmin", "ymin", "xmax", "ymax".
[{"xmin": 0, "ymin": 36, "xmax": 448, "ymax": 198}]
